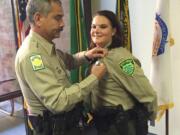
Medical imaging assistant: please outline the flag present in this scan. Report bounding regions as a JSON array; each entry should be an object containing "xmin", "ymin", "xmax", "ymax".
[
  {"xmin": 116, "ymin": 0, "xmax": 132, "ymax": 52},
  {"xmin": 70, "ymin": 0, "xmax": 89, "ymax": 83},
  {"xmin": 82, "ymin": 0, "xmax": 92, "ymax": 44},
  {"xmin": 15, "ymin": 0, "xmax": 30, "ymax": 47},
  {"xmin": 150, "ymin": 0, "xmax": 174, "ymax": 121}
]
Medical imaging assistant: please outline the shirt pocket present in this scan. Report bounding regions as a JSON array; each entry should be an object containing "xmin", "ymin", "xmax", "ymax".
[
  {"xmin": 54, "ymin": 66, "xmax": 68, "ymax": 83},
  {"xmin": 48, "ymin": 55, "xmax": 70, "ymax": 85}
]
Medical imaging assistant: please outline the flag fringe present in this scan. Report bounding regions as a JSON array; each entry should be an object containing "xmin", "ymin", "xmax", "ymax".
[
  {"xmin": 156, "ymin": 102, "xmax": 174, "ymax": 121},
  {"xmin": 169, "ymin": 36, "xmax": 175, "ymax": 46}
]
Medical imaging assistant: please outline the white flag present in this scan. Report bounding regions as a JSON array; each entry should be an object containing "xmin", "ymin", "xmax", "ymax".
[{"xmin": 150, "ymin": 0, "xmax": 174, "ymax": 121}]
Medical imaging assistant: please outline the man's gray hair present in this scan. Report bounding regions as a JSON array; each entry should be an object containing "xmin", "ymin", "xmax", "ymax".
[{"xmin": 26, "ymin": 0, "xmax": 61, "ymax": 24}]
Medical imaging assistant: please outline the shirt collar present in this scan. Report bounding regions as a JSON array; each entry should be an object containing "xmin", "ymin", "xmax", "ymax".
[
  {"xmin": 104, "ymin": 41, "xmax": 112, "ymax": 49},
  {"xmin": 30, "ymin": 30, "xmax": 55, "ymax": 55}
]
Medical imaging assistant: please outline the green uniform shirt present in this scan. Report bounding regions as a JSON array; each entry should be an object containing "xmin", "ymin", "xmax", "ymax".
[
  {"xmin": 91, "ymin": 47, "xmax": 157, "ymax": 119},
  {"xmin": 15, "ymin": 30, "xmax": 98, "ymax": 115}
]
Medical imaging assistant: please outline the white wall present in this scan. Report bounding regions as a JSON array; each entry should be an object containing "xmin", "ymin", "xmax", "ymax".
[
  {"xmin": 91, "ymin": 0, "xmax": 116, "ymax": 14},
  {"xmin": 92, "ymin": 0, "xmax": 180, "ymax": 135}
]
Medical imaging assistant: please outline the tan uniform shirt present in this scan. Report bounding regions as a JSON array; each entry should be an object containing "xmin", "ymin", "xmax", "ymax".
[
  {"xmin": 91, "ymin": 47, "xmax": 157, "ymax": 119},
  {"xmin": 15, "ymin": 30, "xmax": 98, "ymax": 115}
]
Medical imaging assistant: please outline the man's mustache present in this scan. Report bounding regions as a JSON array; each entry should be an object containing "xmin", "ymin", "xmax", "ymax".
[{"xmin": 59, "ymin": 27, "xmax": 64, "ymax": 31}]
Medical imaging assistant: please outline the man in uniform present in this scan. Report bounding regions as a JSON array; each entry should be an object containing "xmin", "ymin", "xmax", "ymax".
[{"xmin": 15, "ymin": 0, "xmax": 107, "ymax": 135}]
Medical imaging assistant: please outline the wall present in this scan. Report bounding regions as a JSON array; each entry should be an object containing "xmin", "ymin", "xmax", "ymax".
[
  {"xmin": 91, "ymin": 0, "xmax": 116, "ymax": 14},
  {"xmin": 92, "ymin": 0, "xmax": 180, "ymax": 135},
  {"xmin": 54, "ymin": 0, "xmax": 70, "ymax": 52}
]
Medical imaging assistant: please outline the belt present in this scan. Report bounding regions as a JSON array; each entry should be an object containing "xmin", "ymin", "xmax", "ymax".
[
  {"xmin": 94, "ymin": 105, "xmax": 123, "ymax": 115},
  {"xmin": 94, "ymin": 105, "xmax": 135, "ymax": 120}
]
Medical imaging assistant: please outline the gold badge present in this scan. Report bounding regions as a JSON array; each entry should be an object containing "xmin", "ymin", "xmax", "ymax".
[
  {"xmin": 119, "ymin": 59, "xmax": 135, "ymax": 76},
  {"xmin": 30, "ymin": 55, "xmax": 45, "ymax": 71}
]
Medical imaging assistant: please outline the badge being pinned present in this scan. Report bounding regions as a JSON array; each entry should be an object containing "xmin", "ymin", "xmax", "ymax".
[
  {"xmin": 119, "ymin": 59, "xmax": 135, "ymax": 76},
  {"xmin": 30, "ymin": 55, "xmax": 45, "ymax": 71}
]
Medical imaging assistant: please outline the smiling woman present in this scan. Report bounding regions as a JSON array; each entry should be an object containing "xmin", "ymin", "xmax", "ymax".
[
  {"xmin": 90, "ymin": 15, "xmax": 116, "ymax": 48},
  {"xmin": 85, "ymin": 10, "xmax": 158, "ymax": 135}
]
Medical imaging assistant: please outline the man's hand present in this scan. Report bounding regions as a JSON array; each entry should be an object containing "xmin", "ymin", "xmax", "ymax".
[
  {"xmin": 91, "ymin": 63, "xmax": 106, "ymax": 80},
  {"xmin": 85, "ymin": 47, "xmax": 108, "ymax": 60}
]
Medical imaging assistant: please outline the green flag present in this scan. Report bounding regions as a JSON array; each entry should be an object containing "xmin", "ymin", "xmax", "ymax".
[{"xmin": 70, "ymin": 0, "xmax": 89, "ymax": 83}]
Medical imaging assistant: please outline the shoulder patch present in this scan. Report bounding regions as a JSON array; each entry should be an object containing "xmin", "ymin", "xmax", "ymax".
[
  {"xmin": 30, "ymin": 55, "xmax": 45, "ymax": 71},
  {"xmin": 119, "ymin": 59, "xmax": 135, "ymax": 76}
]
